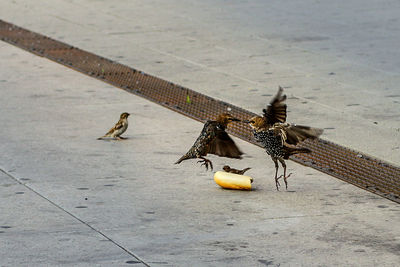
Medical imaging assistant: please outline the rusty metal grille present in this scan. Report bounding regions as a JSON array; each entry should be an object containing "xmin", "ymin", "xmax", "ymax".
[{"xmin": 1, "ymin": 19, "xmax": 399, "ymax": 203}]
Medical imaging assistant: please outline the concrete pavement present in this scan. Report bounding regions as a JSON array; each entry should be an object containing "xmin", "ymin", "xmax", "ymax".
[{"xmin": 0, "ymin": 0, "xmax": 399, "ymax": 266}]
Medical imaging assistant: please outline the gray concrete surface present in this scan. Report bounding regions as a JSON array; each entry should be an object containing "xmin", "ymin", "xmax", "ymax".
[{"xmin": 1, "ymin": 0, "xmax": 400, "ymax": 266}]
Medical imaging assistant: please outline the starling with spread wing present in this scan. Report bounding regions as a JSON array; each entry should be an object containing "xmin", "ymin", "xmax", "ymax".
[
  {"xmin": 175, "ymin": 113, "xmax": 243, "ymax": 170},
  {"xmin": 244, "ymin": 87, "xmax": 323, "ymax": 190}
]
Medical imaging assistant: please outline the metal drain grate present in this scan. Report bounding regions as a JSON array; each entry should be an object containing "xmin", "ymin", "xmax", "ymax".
[{"xmin": 1, "ymin": 19, "xmax": 399, "ymax": 203}]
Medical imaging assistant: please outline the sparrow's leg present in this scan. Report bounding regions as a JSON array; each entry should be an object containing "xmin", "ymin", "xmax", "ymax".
[
  {"xmin": 279, "ymin": 158, "xmax": 292, "ymax": 190},
  {"xmin": 272, "ymin": 157, "xmax": 280, "ymax": 191},
  {"xmin": 197, "ymin": 157, "xmax": 213, "ymax": 171}
]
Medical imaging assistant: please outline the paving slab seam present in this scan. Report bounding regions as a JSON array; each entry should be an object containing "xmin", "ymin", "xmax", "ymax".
[
  {"xmin": 69, "ymin": 0, "xmax": 400, "ymax": 78},
  {"xmin": 253, "ymin": 35, "xmax": 400, "ymax": 77},
  {"xmin": 147, "ymin": 39, "xmax": 396, "ymax": 123},
  {"xmin": 145, "ymin": 46, "xmax": 358, "ymax": 116},
  {"xmin": 66, "ymin": 0, "xmax": 400, "ymax": 109},
  {"xmin": 259, "ymin": 210, "xmax": 398, "ymax": 221},
  {"xmin": 0, "ymin": 168, "xmax": 151, "ymax": 267}
]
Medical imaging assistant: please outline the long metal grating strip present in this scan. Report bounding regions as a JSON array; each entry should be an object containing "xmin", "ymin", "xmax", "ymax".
[{"xmin": 1, "ymin": 19, "xmax": 399, "ymax": 203}]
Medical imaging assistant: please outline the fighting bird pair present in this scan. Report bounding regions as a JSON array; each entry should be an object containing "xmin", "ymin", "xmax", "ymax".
[{"xmin": 175, "ymin": 87, "xmax": 323, "ymax": 190}]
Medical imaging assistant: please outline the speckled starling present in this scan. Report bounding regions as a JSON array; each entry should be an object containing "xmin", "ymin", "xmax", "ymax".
[
  {"xmin": 175, "ymin": 113, "xmax": 243, "ymax": 170},
  {"xmin": 244, "ymin": 87, "xmax": 323, "ymax": 190}
]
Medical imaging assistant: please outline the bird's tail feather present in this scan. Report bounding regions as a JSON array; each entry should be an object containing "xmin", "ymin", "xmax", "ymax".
[
  {"xmin": 241, "ymin": 167, "xmax": 251, "ymax": 174},
  {"xmin": 175, "ymin": 154, "xmax": 190, "ymax": 164},
  {"xmin": 98, "ymin": 133, "xmax": 112, "ymax": 140}
]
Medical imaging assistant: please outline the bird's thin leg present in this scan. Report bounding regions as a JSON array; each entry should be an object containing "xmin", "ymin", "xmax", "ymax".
[
  {"xmin": 279, "ymin": 158, "xmax": 292, "ymax": 190},
  {"xmin": 272, "ymin": 157, "xmax": 280, "ymax": 191},
  {"xmin": 197, "ymin": 157, "xmax": 213, "ymax": 171}
]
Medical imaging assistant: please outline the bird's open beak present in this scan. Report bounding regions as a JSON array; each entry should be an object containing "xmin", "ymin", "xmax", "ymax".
[{"xmin": 242, "ymin": 120, "xmax": 250, "ymax": 123}]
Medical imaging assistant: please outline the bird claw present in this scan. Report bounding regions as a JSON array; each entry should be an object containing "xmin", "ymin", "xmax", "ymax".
[
  {"xmin": 274, "ymin": 172, "xmax": 293, "ymax": 191},
  {"xmin": 197, "ymin": 159, "xmax": 213, "ymax": 171},
  {"xmin": 283, "ymin": 173, "xmax": 293, "ymax": 190},
  {"xmin": 275, "ymin": 175, "xmax": 283, "ymax": 191}
]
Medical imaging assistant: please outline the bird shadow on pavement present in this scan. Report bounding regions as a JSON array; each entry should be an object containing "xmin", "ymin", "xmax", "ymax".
[{"xmin": 97, "ymin": 137, "xmax": 131, "ymax": 141}]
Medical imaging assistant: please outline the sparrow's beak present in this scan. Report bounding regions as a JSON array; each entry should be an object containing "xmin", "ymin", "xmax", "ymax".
[
  {"xmin": 230, "ymin": 118, "xmax": 241, "ymax": 122},
  {"xmin": 242, "ymin": 120, "xmax": 250, "ymax": 123}
]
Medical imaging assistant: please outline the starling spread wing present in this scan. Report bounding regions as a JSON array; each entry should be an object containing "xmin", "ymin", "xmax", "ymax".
[
  {"xmin": 175, "ymin": 118, "xmax": 242, "ymax": 168},
  {"xmin": 263, "ymin": 86, "xmax": 287, "ymax": 126},
  {"xmin": 208, "ymin": 130, "xmax": 243, "ymax": 159},
  {"xmin": 282, "ymin": 143, "xmax": 311, "ymax": 159},
  {"xmin": 280, "ymin": 124, "xmax": 323, "ymax": 145}
]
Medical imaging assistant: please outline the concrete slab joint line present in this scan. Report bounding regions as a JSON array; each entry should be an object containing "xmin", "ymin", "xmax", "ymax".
[
  {"xmin": 0, "ymin": 19, "xmax": 399, "ymax": 204},
  {"xmin": 0, "ymin": 168, "xmax": 151, "ymax": 267}
]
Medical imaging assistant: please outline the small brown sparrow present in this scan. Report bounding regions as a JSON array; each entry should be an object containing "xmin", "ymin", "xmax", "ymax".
[
  {"xmin": 223, "ymin": 165, "xmax": 251, "ymax": 175},
  {"xmin": 98, "ymin": 112, "xmax": 130, "ymax": 140}
]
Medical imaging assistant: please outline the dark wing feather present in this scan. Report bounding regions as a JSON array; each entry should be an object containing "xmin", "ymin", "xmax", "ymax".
[
  {"xmin": 208, "ymin": 130, "xmax": 243, "ymax": 159},
  {"xmin": 105, "ymin": 120, "xmax": 123, "ymax": 135},
  {"xmin": 284, "ymin": 124, "xmax": 323, "ymax": 145},
  {"xmin": 175, "ymin": 121, "xmax": 217, "ymax": 163},
  {"xmin": 263, "ymin": 86, "xmax": 287, "ymax": 126},
  {"xmin": 283, "ymin": 143, "xmax": 311, "ymax": 159}
]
